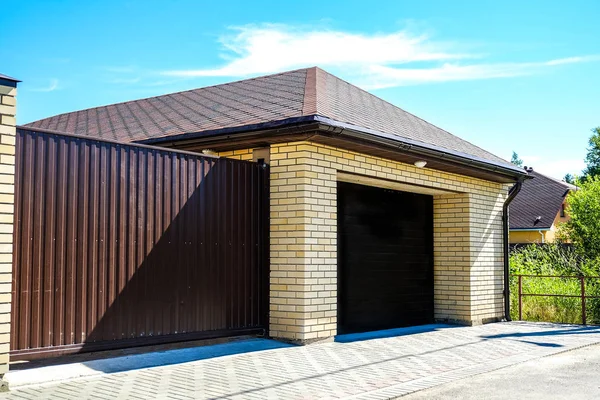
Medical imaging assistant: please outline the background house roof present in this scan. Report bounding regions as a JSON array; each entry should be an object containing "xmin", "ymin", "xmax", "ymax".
[
  {"xmin": 510, "ymin": 170, "xmax": 573, "ymax": 230},
  {"xmin": 25, "ymin": 66, "xmax": 513, "ymax": 168}
]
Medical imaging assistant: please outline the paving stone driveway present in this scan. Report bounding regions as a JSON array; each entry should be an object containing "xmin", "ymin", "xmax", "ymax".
[{"xmin": 3, "ymin": 322, "xmax": 600, "ymax": 400}]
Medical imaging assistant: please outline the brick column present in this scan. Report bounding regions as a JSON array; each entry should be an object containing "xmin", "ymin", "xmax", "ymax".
[
  {"xmin": 433, "ymin": 191, "xmax": 506, "ymax": 325},
  {"xmin": 0, "ymin": 75, "xmax": 18, "ymax": 391},
  {"xmin": 269, "ymin": 143, "xmax": 337, "ymax": 342},
  {"xmin": 469, "ymin": 190, "xmax": 506, "ymax": 323},
  {"xmin": 433, "ymin": 193, "xmax": 472, "ymax": 323}
]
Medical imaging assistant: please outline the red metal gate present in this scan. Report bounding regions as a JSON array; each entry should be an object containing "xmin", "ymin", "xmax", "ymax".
[{"xmin": 11, "ymin": 128, "xmax": 269, "ymax": 360}]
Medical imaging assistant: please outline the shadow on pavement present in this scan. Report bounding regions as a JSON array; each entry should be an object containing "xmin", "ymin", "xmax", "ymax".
[
  {"xmin": 334, "ymin": 323, "xmax": 460, "ymax": 343},
  {"xmin": 512, "ymin": 339, "xmax": 563, "ymax": 348},
  {"xmin": 6, "ymin": 338, "xmax": 294, "ymax": 388},
  {"xmin": 78, "ymin": 338, "xmax": 293, "ymax": 374},
  {"xmin": 480, "ymin": 324, "xmax": 600, "ymax": 340}
]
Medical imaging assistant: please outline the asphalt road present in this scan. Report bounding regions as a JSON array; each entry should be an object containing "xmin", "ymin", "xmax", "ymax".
[{"xmin": 400, "ymin": 344, "xmax": 600, "ymax": 400}]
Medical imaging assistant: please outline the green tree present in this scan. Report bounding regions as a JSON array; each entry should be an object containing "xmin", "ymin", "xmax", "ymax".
[
  {"xmin": 559, "ymin": 176, "xmax": 600, "ymax": 260},
  {"xmin": 511, "ymin": 151, "xmax": 523, "ymax": 167},
  {"xmin": 582, "ymin": 127, "xmax": 600, "ymax": 181},
  {"xmin": 564, "ymin": 173, "xmax": 575, "ymax": 184}
]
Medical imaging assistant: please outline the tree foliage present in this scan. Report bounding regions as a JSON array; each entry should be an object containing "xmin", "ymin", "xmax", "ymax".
[
  {"xmin": 511, "ymin": 151, "xmax": 523, "ymax": 167},
  {"xmin": 564, "ymin": 173, "xmax": 574, "ymax": 184},
  {"xmin": 581, "ymin": 127, "xmax": 600, "ymax": 182},
  {"xmin": 559, "ymin": 176, "xmax": 600, "ymax": 259}
]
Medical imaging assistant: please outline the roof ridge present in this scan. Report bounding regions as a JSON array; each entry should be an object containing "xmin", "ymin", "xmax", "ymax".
[
  {"xmin": 314, "ymin": 67, "xmax": 331, "ymax": 118},
  {"xmin": 301, "ymin": 66, "xmax": 318, "ymax": 115}
]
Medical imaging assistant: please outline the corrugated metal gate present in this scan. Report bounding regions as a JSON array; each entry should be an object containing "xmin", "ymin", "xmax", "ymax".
[{"xmin": 11, "ymin": 128, "xmax": 269, "ymax": 360}]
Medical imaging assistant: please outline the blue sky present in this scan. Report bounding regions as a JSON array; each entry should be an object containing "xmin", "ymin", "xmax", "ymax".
[{"xmin": 2, "ymin": 0, "xmax": 599, "ymax": 178}]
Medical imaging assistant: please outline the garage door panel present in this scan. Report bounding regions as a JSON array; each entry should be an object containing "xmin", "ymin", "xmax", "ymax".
[
  {"xmin": 338, "ymin": 181, "xmax": 434, "ymax": 334},
  {"xmin": 341, "ymin": 238, "xmax": 432, "ymax": 250}
]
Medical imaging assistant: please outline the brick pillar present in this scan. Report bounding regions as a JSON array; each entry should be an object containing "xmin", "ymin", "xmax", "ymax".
[
  {"xmin": 269, "ymin": 142, "xmax": 337, "ymax": 342},
  {"xmin": 433, "ymin": 193, "xmax": 472, "ymax": 323},
  {"xmin": 0, "ymin": 75, "xmax": 18, "ymax": 391},
  {"xmin": 433, "ymin": 190, "xmax": 506, "ymax": 325},
  {"xmin": 469, "ymin": 190, "xmax": 506, "ymax": 323}
]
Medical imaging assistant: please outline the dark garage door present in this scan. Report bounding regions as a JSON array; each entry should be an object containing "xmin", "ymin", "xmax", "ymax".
[{"xmin": 338, "ymin": 182, "xmax": 434, "ymax": 334}]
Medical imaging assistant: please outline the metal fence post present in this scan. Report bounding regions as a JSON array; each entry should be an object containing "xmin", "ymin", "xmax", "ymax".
[
  {"xmin": 518, "ymin": 275, "xmax": 523, "ymax": 321},
  {"xmin": 581, "ymin": 277, "xmax": 587, "ymax": 325}
]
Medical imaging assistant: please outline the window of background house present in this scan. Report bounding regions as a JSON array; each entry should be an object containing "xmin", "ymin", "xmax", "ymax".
[{"xmin": 560, "ymin": 203, "xmax": 566, "ymax": 217}]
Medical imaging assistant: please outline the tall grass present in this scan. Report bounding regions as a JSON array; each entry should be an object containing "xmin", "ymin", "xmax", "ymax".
[{"xmin": 509, "ymin": 244, "xmax": 600, "ymax": 325}]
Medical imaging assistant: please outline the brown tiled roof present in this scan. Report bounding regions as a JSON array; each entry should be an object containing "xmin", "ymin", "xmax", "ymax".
[
  {"xmin": 510, "ymin": 170, "xmax": 573, "ymax": 230},
  {"xmin": 25, "ymin": 66, "xmax": 510, "ymax": 166}
]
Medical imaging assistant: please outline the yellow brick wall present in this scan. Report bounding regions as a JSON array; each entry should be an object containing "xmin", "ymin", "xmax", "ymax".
[
  {"xmin": 220, "ymin": 141, "xmax": 510, "ymax": 341},
  {"xmin": 469, "ymin": 190, "xmax": 506, "ymax": 322},
  {"xmin": 269, "ymin": 143, "xmax": 338, "ymax": 341},
  {"xmin": 216, "ymin": 149, "xmax": 254, "ymax": 161},
  {"xmin": 433, "ymin": 193, "xmax": 471, "ymax": 321},
  {"xmin": 0, "ymin": 83, "xmax": 16, "ymax": 379}
]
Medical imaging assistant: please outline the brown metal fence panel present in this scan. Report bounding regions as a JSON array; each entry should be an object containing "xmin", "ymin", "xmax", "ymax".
[{"xmin": 11, "ymin": 128, "xmax": 269, "ymax": 360}]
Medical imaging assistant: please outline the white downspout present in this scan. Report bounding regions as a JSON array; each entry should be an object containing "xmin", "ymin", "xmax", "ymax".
[{"xmin": 538, "ymin": 230, "xmax": 545, "ymax": 243}]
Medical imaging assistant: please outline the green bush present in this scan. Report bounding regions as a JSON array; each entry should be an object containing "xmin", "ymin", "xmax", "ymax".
[
  {"xmin": 510, "ymin": 244, "xmax": 600, "ymax": 324},
  {"xmin": 558, "ymin": 175, "xmax": 600, "ymax": 259}
]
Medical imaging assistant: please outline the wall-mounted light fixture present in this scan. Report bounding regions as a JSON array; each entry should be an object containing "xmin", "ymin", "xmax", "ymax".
[{"xmin": 414, "ymin": 160, "xmax": 427, "ymax": 168}]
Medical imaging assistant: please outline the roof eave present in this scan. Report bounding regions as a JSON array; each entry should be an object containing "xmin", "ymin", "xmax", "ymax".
[
  {"xmin": 312, "ymin": 116, "xmax": 528, "ymax": 181},
  {"xmin": 0, "ymin": 73, "xmax": 20, "ymax": 88},
  {"xmin": 139, "ymin": 115, "xmax": 319, "ymax": 147},
  {"xmin": 138, "ymin": 115, "xmax": 528, "ymax": 183}
]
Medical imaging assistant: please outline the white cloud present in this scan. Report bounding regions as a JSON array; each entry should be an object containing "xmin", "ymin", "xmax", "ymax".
[
  {"xmin": 545, "ymin": 56, "xmax": 599, "ymax": 66},
  {"xmin": 163, "ymin": 24, "xmax": 471, "ymax": 78},
  {"xmin": 30, "ymin": 78, "xmax": 60, "ymax": 92},
  {"xmin": 362, "ymin": 57, "xmax": 600, "ymax": 89},
  {"xmin": 160, "ymin": 24, "xmax": 599, "ymax": 88},
  {"xmin": 165, "ymin": 25, "xmax": 472, "ymax": 76}
]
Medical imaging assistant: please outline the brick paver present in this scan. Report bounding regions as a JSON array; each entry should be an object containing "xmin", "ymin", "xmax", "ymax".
[{"xmin": 3, "ymin": 322, "xmax": 600, "ymax": 399}]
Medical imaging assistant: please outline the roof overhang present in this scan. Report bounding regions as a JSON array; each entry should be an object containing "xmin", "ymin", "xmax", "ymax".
[
  {"xmin": 0, "ymin": 74, "xmax": 20, "ymax": 88},
  {"xmin": 140, "ymin": 115, "xmax": 527, "ymax": 183},
  {"xmin": 140, "ymin": 116, "xmax": 527, "ymax": 183}
]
